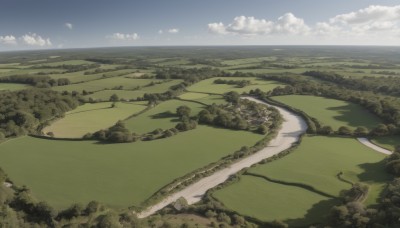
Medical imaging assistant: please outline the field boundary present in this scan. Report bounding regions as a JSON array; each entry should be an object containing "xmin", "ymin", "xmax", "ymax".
[{"xmin": 244, "ymin": 172, "xmax": 337, "ymax": 198}]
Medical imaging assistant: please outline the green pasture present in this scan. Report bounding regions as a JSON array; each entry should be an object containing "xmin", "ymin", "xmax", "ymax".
[
  {"xmin": 0, "ymin": 83, "xmax": 30, "ymax": 91},
  {"xmin": 272, "ymin": 95, "xmax": 382, "ymax": 130},
  {"xmin": 187, "ymin": 77, "xmax": 284, "ymax": 94},
  {"xmin": 178, "ymin": 92, "xmax": 226, "ymax": 105},
  {"xmin": 249, "ymin": 136, "xmax": 390, "ymax": 204},
  {"xmin": 214, "ymin": 175, "xmax": 337, "ymax": 226},
  {"xmin": 85, "ymin": 80, "xmax": 182, "ymax": 101},
  {"xmin": 0, "ymin": 126, "xmax": 263, "ymax": 209},
  {"xmin": 124, "ymin": 99, "xmax": 205, "ymax": 133},
  {"xmin": 43, "ymin": 102, "xmax": 147, "ymax": 138}
]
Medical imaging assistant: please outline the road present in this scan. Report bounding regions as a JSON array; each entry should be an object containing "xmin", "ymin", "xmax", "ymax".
[
  {"xmin": 357, "ymin": 137, "xmax": 392, "ymax": 155},
  {"xmin": 137, "ymin": 97, "xmax": 308, "ymax": 218}
]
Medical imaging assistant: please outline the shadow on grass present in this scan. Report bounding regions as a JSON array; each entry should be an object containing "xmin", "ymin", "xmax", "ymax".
[
  {"xmin": 150, "ymin": 111, "xmax": 177, "ymax": 119},
  {"xmin": 284, "ymin": 198, "xmax": 340, "ymax": 227},
  {"xmin": 327, "ymin": 104, "xmax": 379, "ymax": 129},
  {"xmin": 357, "ymin": 160, "xmax": 392, "ymax": 184}
]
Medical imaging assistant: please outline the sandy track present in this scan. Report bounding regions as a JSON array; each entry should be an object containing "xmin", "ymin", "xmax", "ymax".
[
  {"xmin": 137, "ymin": 97, "xmax": 307, "ymax": 218},
  {"xmin": 357, "ymin": 138, "xmax": 392, "ymax": 155}
]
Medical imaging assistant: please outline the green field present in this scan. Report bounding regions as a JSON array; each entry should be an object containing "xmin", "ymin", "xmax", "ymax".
[
  {"xmin": 214, "ymin": 136, "xmax": 390, "ymax": 224},
  {"xmin": 124, "ymin": 99, "xmax": 205, "ymax": 133},
  {"xmin": 85, "ymin": 80, "xmax": 182, "ymax": 101},
  {"xmin": 250, "ymin": 136, "xmax": 390, "ymax": 203},
  {"xmin": 43, "ymin": 102, "xmax": 148, "ymax": 138},
  {"xmin": 0, "ymin": 83, "xmax": 30, "ymax": 91},
  {"xmin": 272, "ymin": 95, "xmax": 382, "ymax": 130},
  {"xmin": 0, "ymin": 126, "xmax": 263, "ymax": 209},
  {"xmin": 214, "ymin": 176, "xmax": 337, "ymax": 226},
  {"xmin": 187, "ymin": 77, "xmax": 284, "ymax": 94},
  {"xmin": 372, "ymin": 135, "xmax": 400, "ymax": 151},
  {"xmin": 178, "ymin": 92, "xmax": 226, "ymax": 105}
]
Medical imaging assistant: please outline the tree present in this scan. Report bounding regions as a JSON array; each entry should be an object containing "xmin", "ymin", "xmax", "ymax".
[
  {"xmin": 176, "ymin": 106, "xmax": 191, "ymax": 119},
  {"xmin": 354, "ymin": 127, "xmax": 369, "ymax": 137},
  {"xmin": 256, "ymin": 125, "xmax": 269, "ymax": 134},
  {"xmin": 224, "ymin": 91, "xmax": 240, "ymax": 104},
  {"xmin": 319, "ymin": 126, "xmax": 334, "ymax": 135},
  {"xmin": 338, "ymin": 126, "xmax": 352, "ymax": 136},
  {"xmin": 109, "ymin": 94, "xmax": 119, "ymax": 102},
  {"xmin": 371, "ymin": 124, "xmax": 389, "ymax": 136}
]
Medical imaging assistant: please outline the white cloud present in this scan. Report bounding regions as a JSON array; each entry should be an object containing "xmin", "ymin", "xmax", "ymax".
[
  {"xmin": 168, "ymin": 28, "xmax": 179, "ymax": 34},
  {"xmin": 208, "ymin": 22, "xmax": 227, "ymax": 34},
  {"xmin": 108, "ymin": 33, "xmax": 139, "ymax": 41},
  {"xmin": 0, "ymin": 35, "xmax": 17, "ymax": 45},
  {"xmin": 20, "ymin": 33, "xmax": 52, "ymax": 47},
  {"xmin": 158, "ymin": 30, "xmax": 163, "ymax": 34},
  {"xmin": 330, "ymin": 5, "xmax": 400, "ymax": 25},
  {"xmin": 208, "ymin": 13, "xmax": 309, "ymax": 36},
  {"xmin": 65, "ymin": 23, "xmax": 73, "ymax": 30}
]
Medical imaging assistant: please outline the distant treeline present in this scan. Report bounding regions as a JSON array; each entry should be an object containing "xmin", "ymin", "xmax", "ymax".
[{"xmin": 0, "ymin": 75, "xmax": 70, "ymax": 88}]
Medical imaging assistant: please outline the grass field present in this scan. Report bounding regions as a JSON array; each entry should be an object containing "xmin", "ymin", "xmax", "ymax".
[
  {"xmin": 372, "ymin": 135, "xmax": 400, "ymax": 151},
  {"xmin": 214, "ymin": 136, "xmax": 390, "ymax": 224},
  {"xmin": 187, "ymin": 77, "xmax": 284, "ymax": 94},
  {"xmin": 178, "ymin": 92, "xmax": 226, "ymax": 105},
  {"xmin": 250, "ymin": 136, "xmax": 390, "ymax": 204},
  {"xmin": 85, "ymin": 80, "xmax": 182, "ymax": 101},
  {"xmin": 43, "ymin": 102, "xmax": 148, "ymax": 138},
  {"xmin": 213, "ymin": 175, "xmax": 337, "ymax": 226},
  {"xmin": 124, "ymin": 99, "xmax": 205, "ymax": 133},
  {"xmin": 272, "ymin": 95, "xmax": 382, "ymax": 130},
  {"xmin": 0, "ymin": 83, "xmax": 30, "ymax": 91},
  {"xmin": 0, "ymin": 126, "xmax": 263, "ymax": 209}
]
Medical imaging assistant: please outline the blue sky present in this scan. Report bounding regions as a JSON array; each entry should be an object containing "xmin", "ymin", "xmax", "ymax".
[{"xmin": 0, "ymin": 0, "xmax": 399, "ymax": 50}]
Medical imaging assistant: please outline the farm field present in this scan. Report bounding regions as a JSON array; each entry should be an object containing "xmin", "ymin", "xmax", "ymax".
[
  {"xmin": 0, "ymin": 126, "xmax": 264, "ymax": 209},
  {"xmin": 43, "ymin": 101, "xmax": 148, "ymax": 138},
  {"xmin": 187, "ymin": 77, "xmax": 284, "ymax": 94},
  {"xmin": 124, "ymin": 99, "xmax": 207, "ymax": 133},
  {"xmin": 213, "ymin": 175, "xmax": 338, "ymax": 226},
  {"xmin": 214, "ymin": 136, "xmax": 391, "ymax": 225},
  {"xmin": 0, "ymin": 83, "xmax": 30, "ymax": 91},
  {"xmin": 249, "ymin": 136, "xmax": 390, "ymax": 204},
  {"xmin": 272, "ymin": 95, "xmax": 382, "ymax": 130},
  {"xmin": 85, "ymin": 79, "xmax": 182, "ymax": 101},
  {"xmin": 178, "ymin": 92, "xmax": 226, "ymax": 105}
]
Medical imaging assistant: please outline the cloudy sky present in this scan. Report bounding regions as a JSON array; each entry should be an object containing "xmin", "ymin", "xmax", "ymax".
[{"xmin": 0, "ymin": 0, "xmax": 399, "ymax": 51}]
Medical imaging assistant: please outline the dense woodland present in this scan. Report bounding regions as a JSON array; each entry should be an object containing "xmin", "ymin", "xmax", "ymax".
[{"xmin": 0, "ymin": 89, "xmax": 79, "ymax": 139}]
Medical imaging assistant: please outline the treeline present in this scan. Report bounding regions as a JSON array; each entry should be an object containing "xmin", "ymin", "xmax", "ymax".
[
  {"xmin": 213, "ymin": 79, "xmax": 251, "ymax": 88},
  {"xmin": 0, "ymin": 75, "xmax": 71, "ymax": 87},
  {"xmin": 32, "ymin": 63, "xmax": 100, "ymax": 73},
  {"xmin": 0, "ymin": 89, "xmax": 79, "ymax": 138},
  {"xmin": 303, "ymin": 71, "xmax": 400, "ymax": 96}
]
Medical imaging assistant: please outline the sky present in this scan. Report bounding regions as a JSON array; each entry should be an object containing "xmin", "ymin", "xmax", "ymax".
[{"xmin": 0, "ymin": 0, "xmax": 399, "ymax": 51}]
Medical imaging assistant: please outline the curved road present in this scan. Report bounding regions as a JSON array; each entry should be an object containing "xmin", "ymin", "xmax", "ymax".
[
  {"xmin": 137, "ymin": 97, "xmax": 308, "ymax": 218},
  {"xmin": 357, "ymin": 138, "xmax": 392, "ymax": 155}
]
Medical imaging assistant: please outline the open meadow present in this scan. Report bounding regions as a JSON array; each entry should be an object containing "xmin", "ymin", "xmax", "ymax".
[
  {"xmin": 214, "ymin": 136, "xmax": 391, "ymax": 225},
  {"xmin": 272, "ymin": 95, "xmax": 382, "ymax": 130},
  {"xmin": 43, "ymin": 101, "xmax": 148, "ymax": 138},
  {"xmin": 0, "ymin": 126, "xmax": 263, "ymax": 209}
]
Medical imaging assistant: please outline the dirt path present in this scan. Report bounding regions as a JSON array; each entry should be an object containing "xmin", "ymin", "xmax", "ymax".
[
  {"xmin": 137, "ymin": 97, "xmax": 308, "ymax": 218},
  {"xmin": 357, "ymin": 138, "xmax": 392, "ymax": 155}
]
